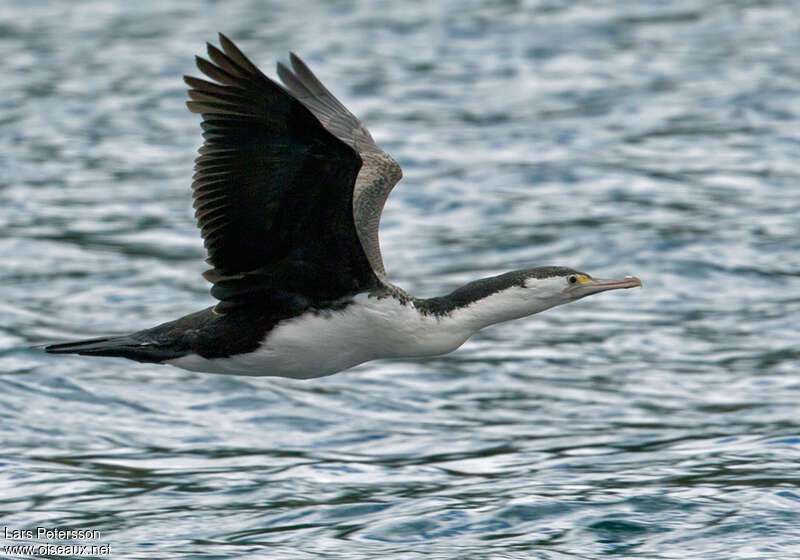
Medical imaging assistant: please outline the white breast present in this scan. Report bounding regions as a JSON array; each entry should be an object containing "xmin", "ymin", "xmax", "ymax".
[{"xmin": 166, "ymin": 294, "xmax": 474, "ymax": 379}]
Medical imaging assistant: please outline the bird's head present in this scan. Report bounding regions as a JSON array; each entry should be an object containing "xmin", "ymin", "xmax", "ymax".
[{"xmin": 515, "ymin": 266, "xmax": 642, "ymax": 310}]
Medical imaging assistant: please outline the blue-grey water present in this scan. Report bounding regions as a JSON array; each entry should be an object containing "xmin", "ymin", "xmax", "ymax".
[{"xmin": 2, "ymin": 1, "xmax": 800, "ymax": 558}]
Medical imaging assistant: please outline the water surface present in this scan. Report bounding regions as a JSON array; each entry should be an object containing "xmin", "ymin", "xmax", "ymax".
[{"xmin": 2, "ymin": 1, "xmax": 799, "ymax": 558}]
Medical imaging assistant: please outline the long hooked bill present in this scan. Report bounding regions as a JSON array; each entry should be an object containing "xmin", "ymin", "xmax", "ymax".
[{"xmin": 567, "ymin": 276, "xmax": 642, "ymax": 297}]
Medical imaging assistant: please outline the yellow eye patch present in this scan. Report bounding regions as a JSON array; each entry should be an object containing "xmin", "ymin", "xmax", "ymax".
[{"xmin": 576, "ymin": 274, "xmax": 592, "ymax": 284}]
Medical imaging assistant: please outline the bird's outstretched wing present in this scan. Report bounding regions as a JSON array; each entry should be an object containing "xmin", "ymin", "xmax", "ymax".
[
  {"xmin": 185, "ymin": 34, "xmax": 378, "ymax": 312},
  {"xmin": 277, "ymin": 53, "xmax": 402, "ymax": 279}
]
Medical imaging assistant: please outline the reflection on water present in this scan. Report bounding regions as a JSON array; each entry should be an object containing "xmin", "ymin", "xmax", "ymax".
[{"xmin": 2, "ymin": 0, "xmax": 800, "ymax": 558}]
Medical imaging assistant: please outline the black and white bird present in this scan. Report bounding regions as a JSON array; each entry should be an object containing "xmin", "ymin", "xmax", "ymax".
[{"xmin": 46, "ymin": 34, "xmax": 642, "ymax": 379}]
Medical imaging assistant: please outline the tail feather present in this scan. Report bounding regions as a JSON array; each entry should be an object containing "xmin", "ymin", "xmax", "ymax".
[{"xmin": 45, "ymin": 335, "xmax": 185, "ymax": 364}]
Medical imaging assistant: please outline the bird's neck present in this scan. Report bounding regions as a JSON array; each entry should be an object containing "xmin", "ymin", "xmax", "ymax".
[{"xmin": 412, "ymin": 280, "xmax": 560, "ymax": 332}]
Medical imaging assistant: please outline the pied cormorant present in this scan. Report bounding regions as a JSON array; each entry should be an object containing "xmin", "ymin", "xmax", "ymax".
[{"xmin": 46, "ymin": 34, "xmax": 642, "ymax": 378}]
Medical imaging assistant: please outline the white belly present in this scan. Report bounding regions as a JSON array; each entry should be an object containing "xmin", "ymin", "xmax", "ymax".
[{"xmin": 166, "ymin": 294, "xmax": 473, "ymax": 379}]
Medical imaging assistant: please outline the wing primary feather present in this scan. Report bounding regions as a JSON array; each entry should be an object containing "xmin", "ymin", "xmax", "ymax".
[
  {"xmin": 289, "ymin": 52, "xmax": 346, "ymax": 110},
  {"xmin": 276, "ymin": 62, "xmax": 310, "ymax": 97},
  {"xmin": 195, "ymin": 56, "xmax": 242, "ymax": 87},
  {"xmin": 206, "ymin": 43, "xmax": 252, "ymax": 79},
  {"xmin": 218, "ymin": 33, "xmax": 264, "ymax": 76},
  {"xmin": 184, "ymin": 75, "xmax": 238, "ymax": 96}
]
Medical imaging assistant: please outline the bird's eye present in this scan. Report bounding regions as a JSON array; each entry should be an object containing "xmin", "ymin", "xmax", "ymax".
[{"xmin": 568, "ymin": 275, "xmax": 578, "ymax": 284}]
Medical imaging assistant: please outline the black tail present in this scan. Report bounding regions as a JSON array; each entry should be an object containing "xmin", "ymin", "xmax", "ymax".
[{"xmin": 45, "ymin": 335, "xmax": 184, "ymax": 364}]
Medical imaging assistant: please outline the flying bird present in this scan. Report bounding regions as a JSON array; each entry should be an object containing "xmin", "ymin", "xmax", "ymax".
[{"xmin": 45, "ymin": 34, "xmax": 642, "ymax": 378}]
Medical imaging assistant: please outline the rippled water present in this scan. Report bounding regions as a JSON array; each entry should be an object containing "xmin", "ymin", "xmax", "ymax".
[{"xmin": 3, "ymin": 1, "xmax": 800, "ymax": 558}]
